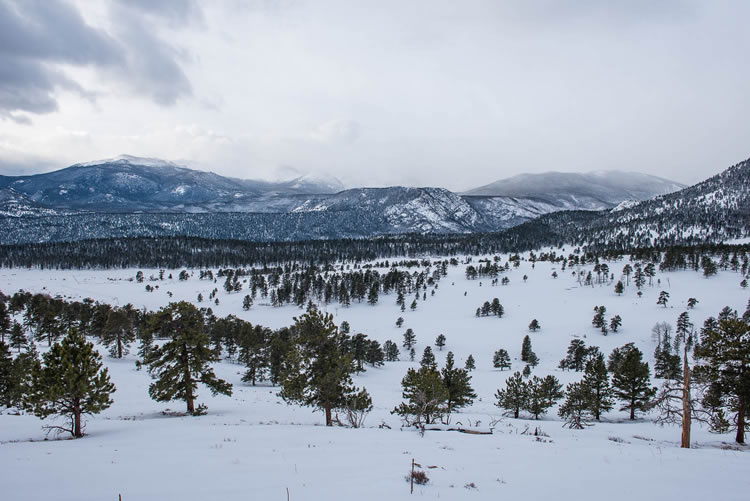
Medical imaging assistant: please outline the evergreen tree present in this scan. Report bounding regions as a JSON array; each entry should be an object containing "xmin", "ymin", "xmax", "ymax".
[
  {"xmin": 396, "ymin": 316, "xmax": 404, "ymax": 328},
  {"xmin": 693, "ymin": 311, "xmax": 750, "ymax": 444},
  {"xmin": 420, "ymin": 346, "xmax": 436, "ymax": 370},
  {"xmin": 365, "ymin": 340, "xmax": 385, "ymax": 367},
  {"xmin": 101, "ymin": 306, "xmax": 136, "ymax": 359},
  {"xmin": 279, "ymin": 307, "xmax": 358, "ymax": 426},
  {"xmin": 559, "ymin": 381, "xmax": 592, "ymax": 429},
  {"xmin": 687, "ymin": 297, "xmax": 699, "ymax": 309},
  {"xmin": 657, "ymin": 291, "xmax": 670, "ymax": 308},
  {"xmin": 528, "ymin": 319, "xmax": 541, "ymax": 332},
  {"xmin": 441, "ymin": 352, "xmax": 476, "ymax": 420},
  {"xmin": 609, "ymin": 343, "xmax": 655, "ymax": 420},
  {"xmin": 524, "ymin": 375, "xmax": 563, "ymax": 419},
  {"xmin": 242, "ymin": 295, "xmax": 253, "ymax": 310},
  {"xmin": 27, "ymin": 329, "xmax": 115, "ymax": 437},
  {"xmin": 0, "ymin": 342, "xmax": 14, "ymax": 407},
  {"xmin": 392, "ymin": 366, "xmax": 448, "ymax": 426},
  {"xmin": 383, "ymin": 340, "xmax": 400, "ymax": 361},
  {"xmin": 559, "ymin": 339, "xmax": 589, "ymax": 372},
  {"xmin": 9, "ymin": 321, "xmax": 27, "ymax": 353},
  {"xmin": 609, "ymin": 315, "xmax": 622, "ymax": 333},
  {"xmin": 435, "ymin": 334, "xmax": 446, "ymax": 351},
  {"xmin": 495, "ymin": 371, "xmax": 528, "ymax": 418},
  {"xmin": 464, "ymin": 354, "xmax": 476, "ymax": 371},
  {"xmin": 143, "ymin": 302, "xmax": 232, "ymax": 415},
  {"xmin": 402, "ymin": 328, "xmax": 416, "ymax": 351},
  {"xmin": 493, "ymin": 348, "xmax": 511, "ymax": 370},
  {"xmin": 521, "ymin": 335, "xmax": 533, "ymax": 362},
  {"xmin": 614, "ymin": 281, "xmax": 624, "ymax": 295},
  {"xmin": 582, "ymin": 352, "xmax": 613, "ymax": 420},
  {"xmin": 592, "ymin": 306, "xmax": 607, "ymax": 329}
]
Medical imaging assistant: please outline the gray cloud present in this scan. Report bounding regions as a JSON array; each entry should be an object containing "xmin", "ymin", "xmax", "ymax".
[{"xmin": 0, "ymin": 0, "xmax": 193, "ymax": 120}]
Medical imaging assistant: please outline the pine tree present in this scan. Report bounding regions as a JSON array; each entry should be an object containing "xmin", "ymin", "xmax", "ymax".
[
  {"xmin": 402, "ymin": 328, "xmax": 416, "ymax": 351},
  {"xmin": 614, "ymin": 281, "xmax": 624, "ymax": 295},
  {"xmin": 27, "ymin": 329, "xmax": 115, "ymax": 438},
  {"xmin": 687, "ymin": 297, "xmax": 699, "ymax": 309},
  {"xmin": 0, "ymin": 342, "xmax": 14, "ymax": 407},
  {"xmin": 383, "ymin": 340, "xmax": 400, "ymax": 361},
  {"xmin": 609, "ymin": 343, "xmax": 655, "ymax": 420},
  {"xmin": 101, "ymin": 306, "xmax": 136, "ymax": 359},
  {"xmin": 143, "ymin": 302, "xmax": 232, "ymax": 415},
  {"xmin": 559, "ymin": 382, "xmax": 592, "ymax": 429},
  {"xmin": 279, "ymin": 307, "xmax": 358, "ymax": 426},
  {"xmin": 396, "ymin": 317, "xmax": 404, "ymax": 328},
  {"xmin": 592, "ymin": 306, "xmax": 607, "ymax": 328},
  {"xmin": 464, "ymin": 354, "xmax": 475, "ymax": 371},
  {"xmin": 693, "ymin": 311, "xmax": 750, "ymax": 444},
  {"xmin": 493, "ymin": 348, "xmax": 511, "ymax": 370},
  {"xmin": 609, "ymin": 315, "xmax": 622, "ymax": 333},
  {"xmin": 657, "ymin": 291, "xmax": 670, "ymax": 308},
  {"xmin": 495, "ymin": 371, "xmax": 528, "ymax": 418},
  {"xmin": 420, "ymin": 346, "xmax": 436, "ymax": 370},
  {"xmin": 441, "ymin": 352, "xmax": 476, "ymax": 420},
  {"xmin": 242, "ymin": 295, "xmax": 253, "ymax": 310},
  {"xmin": 392, "ymin": 366, "xmax": 448, "ymax": 426},
  {"xmin": 435, "ymin": 334, "xmax": 446, "ymax": 351},
  {"xmin": 521, "ymin": 335, "xmax": 533, "ymax": 362},
  {"xmin": 582, "ymin": 352, "xmax": 613, "ymax": 420},
  {"xmin": 524, "ymin": 375, "xmax": 563, "ymax": 419},
  {"xmin": 528, "ymin": 319, "xmax": 540, "ymax": 332},
  {"xmin": 9, "ymin": 321, "xmax": 27, "ymax": 353}
]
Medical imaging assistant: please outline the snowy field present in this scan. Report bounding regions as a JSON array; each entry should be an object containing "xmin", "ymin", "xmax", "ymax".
[{"xmin": 1, "ymin": 254, "xmax": 749, "ymax": 500}]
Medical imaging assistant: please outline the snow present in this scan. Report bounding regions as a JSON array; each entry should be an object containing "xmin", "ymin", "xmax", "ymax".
[
  {"xmin": 74, "ymin": 154, "xmax": 181, "ymax": 168},
  {"xmin": 1, "ymin": 255, "xmax": 749, "ymax": 500}
]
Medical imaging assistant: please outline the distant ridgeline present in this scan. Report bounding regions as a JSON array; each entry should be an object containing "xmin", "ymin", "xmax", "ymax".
[{"xmin": 0, "ymin": 157, "xmax": 747, "ymax": 266}]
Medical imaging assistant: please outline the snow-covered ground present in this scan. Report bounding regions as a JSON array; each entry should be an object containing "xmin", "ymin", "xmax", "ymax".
[{"xmin": 1, "ymin": 254, "xmax": 749, "ymax": 500}]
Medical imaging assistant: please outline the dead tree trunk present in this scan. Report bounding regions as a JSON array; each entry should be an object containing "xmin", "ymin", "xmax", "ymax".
[{"xmin": 681, "ymin": 344, "xmax": 691, "ymax": 449}]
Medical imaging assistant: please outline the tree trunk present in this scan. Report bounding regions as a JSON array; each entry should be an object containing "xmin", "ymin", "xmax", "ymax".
[
  {"xmin": 737, "ymin": 393, "xmax": 745, "ymax": 445},
  {"xmin": 681, "ymin": 346, "xmax": 691, "ymax": 448},
  {"xmin": 117, "ymin": 336, "xmax": 123, "ymax": 359},
  {"xmin": 73, "ymin": 404, "xmax": 83, "ymax": 438},
  {"xmin": 325, "ymin": 405, "xmax": 332, "ymax": 426},
  {"xmin": 182, "ymin": 344, "xmax": 194, "ymax": 414}
]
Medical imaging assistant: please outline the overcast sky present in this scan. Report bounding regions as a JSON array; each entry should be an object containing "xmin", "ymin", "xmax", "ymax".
[{"xmin": 0, "ymin": 0, "xmax": 748, "ymax": 190}]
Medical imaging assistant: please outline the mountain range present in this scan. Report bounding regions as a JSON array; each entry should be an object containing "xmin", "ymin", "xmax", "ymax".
[
  {"xmin": 0, "ymin": 155, "xmax": 684, "ymax": 234},
  {"xmin": 1, "ymin": 154, "xmax": 747, "ymax": 247}
]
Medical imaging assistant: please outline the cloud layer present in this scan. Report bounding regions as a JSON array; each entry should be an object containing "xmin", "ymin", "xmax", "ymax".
[{"xmin": 1, "ymin": 0, "xmax": 749, "ymax": 189}]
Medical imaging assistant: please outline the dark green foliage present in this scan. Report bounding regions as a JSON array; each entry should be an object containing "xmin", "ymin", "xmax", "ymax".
[
  {"xmin": 609, "ymin": 343, "xmax": 655, "ymax": 420},
  {"xmin": 693, "ymin": 311, "xmax": 750, "ymax": 444},
  {"xmin": 279, "ymin": 307, "xmax": 358, "ymax": 426},
  {"xmin": 559, "ymin": 339, "xmax": 592, "ymax": 372},
  {"xmin": 435, "ymin": 334, "xmax": 446, "ymax": 351},
  {"xmin": 592, "ymin": 306, "xmax": 606, "ymax": 329},
  {"xmin": 559, "ymin": 381, "xmax": 592, "ymax": 428},
  {"xmin": 521, "ymin": 335, "xmax": 532, "ymax": 362},
  {"xmin": 495, "ymin": 371, "xmax": 527, "ymax": 419},
  {"xmin": 493, "ymin": 348, "xmax": 511, "ymax": 370},
  {"xmin": 0, "ymin": 342, "xmax": 14, "ymax": 406},
  {"xmin": 402, "ymin": 328, "xmax": 416, "ymax": 351},
  {"xmin": 441, "ymin": 352, "xmax": 476, "ymax": 418},
  {"xmin": 384, "ymin": 340, "xmax": 400, "ymax": 361},
  {"xmin": 392, "ymin": 366, "xmax": 448, "ymax": 426},
  {"xmin": 420, "ymin": 346, "xmax": 436, "ymax": 370},
  {"xmin": 609, "ymin": 315, "xmax": 622, "ymax": 333},
  {"xmin": 657, "ymin": 291, "xmax": 670, "ymax": 308},
  {"xmin": 614, "ymin": 281, "xmax": 624, "ymax": 295},
  {"xmin": 143, "ymin": 302, "xmax": 232, "ymax": 415},
  {"xmin": 27, "ymin": 329, "xmax": 115, "ymax": 437},
  {"xmin": 9, "ymin": 321, "xmax": 27, "ymax": 352},
  {"xmin": 100, "ymin": 305, "xmax": 137, "ymax": 359},
  {"xmin": 464, "ymin": 354, "xmax": 475, "ymax": 371},
  {"xmin": 582, "ymin": 352, "xmax": 613, "ymax": 420},
  {"xmin": 528, "ymin": 319, "xmax": 540, "ymax": 332}
]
